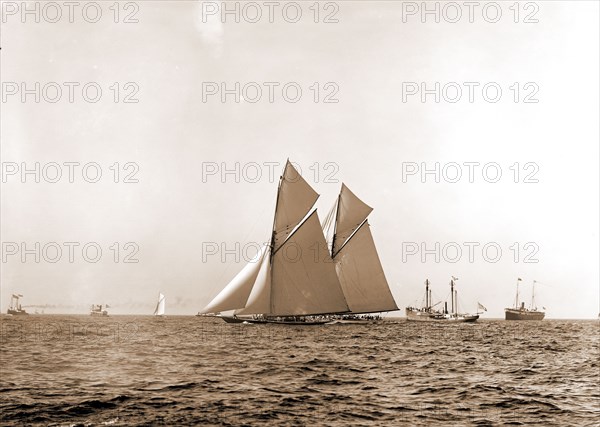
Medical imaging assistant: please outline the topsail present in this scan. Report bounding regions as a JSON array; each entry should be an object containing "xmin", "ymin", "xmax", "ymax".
[
  {"xmin": 332, "ymin": 184, "xmax": 373, "ymax": 255},
  {"xmin": 272, "ymin": 161, "xmax": 319, "ymax": 250}
]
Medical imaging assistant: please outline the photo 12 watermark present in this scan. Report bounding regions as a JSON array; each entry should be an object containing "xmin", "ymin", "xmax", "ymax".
[
  {"xmin": 1, "ymin": 82, "xmax": 140, "ymax": 104},
  {"xmin": 1, "ymin": 1, "xmax": 140, "ymax": 24},
  {"xmin": 201, "ymin": 81, "xmax": 339, "ymax": 104},
  {"xmin": 400, "ymin": 1, "xmax": 539, "ymax": 24},
  {"xmin": 2, "ymin": 242, "xmax": 140, "ymax": 264},
  {"xmin": 201, "ymin": 240, "xmax": 336, "ymax": 264},
  {"xmin": 401, "ymin": 162, "xmax": 539, "ymax": 184},
  {"xmin": 401, "ymin": 82, "xmax": 539, "ymax": 104},
  {"xmin": 401, "ymin": 241, "xmax": 540, "ymax": 263},
  {"xmin": 1, "ymin": 162, "xmax": 140, "ymax": 184},
  {"xmin": 1, "ymin": 321, "xmax": 140, "ymax": 343},
  {"xmin": 199, "ymin": 1, "xmax": 340, "ymax": 24},
  {"xmin": 201, "ymin": 161, "xmax": 340, "ymax": 184}
]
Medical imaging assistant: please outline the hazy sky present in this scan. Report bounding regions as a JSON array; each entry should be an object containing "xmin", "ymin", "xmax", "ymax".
[{"xmin": 1, "ymin": 1, "xmax": 598, "ymax": 318}]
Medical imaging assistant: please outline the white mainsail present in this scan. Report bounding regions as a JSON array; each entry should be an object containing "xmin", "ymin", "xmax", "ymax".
[
  {"xmin": 200, "ymin": 160, "xmax": 349, "ymax": 317},
  {"xmin": 272, "ymin": 211, "xmax": 349, "ymax": 315},
  {"xmin": 239, "ymin": 211, "xmax": 350, "ymax": 316},
  {"xmin": 154, "ymin": 292, "xmax": 166, "ymax": 316},
  {"xmin": 331, "ymin": 184, "xmax": 398, "ymax": 313}
]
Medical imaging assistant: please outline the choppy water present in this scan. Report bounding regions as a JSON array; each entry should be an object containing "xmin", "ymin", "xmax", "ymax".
[{"xmin": 0, "ymin": 316, "xmax": 598, "ymax": 426}]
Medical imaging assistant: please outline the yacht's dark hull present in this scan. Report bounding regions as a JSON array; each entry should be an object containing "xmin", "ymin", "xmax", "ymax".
[
  {"xmin": 220, "ymin": 315, "xmax": 329, "ymax": 325},
  {"xmin": 7, "ymin": 309, "xmax": 28, "ymax": 316},
  {"xmin": 505, "ymin": 308, "xmax": 545, "ymax": 320},
  {"xmin": 220, "ymin": 315, "xmax": 244, "ymax": 323}
]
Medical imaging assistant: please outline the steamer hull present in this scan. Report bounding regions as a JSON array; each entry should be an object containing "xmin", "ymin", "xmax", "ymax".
[{"xmin": 505, "ymin": 308, "xmax": 545, "ymax": 320}]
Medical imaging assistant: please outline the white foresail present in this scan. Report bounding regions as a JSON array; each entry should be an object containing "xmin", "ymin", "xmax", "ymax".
[
  {"xmin": 270, "ymin": 211, "xmax": 350, "ymax": 316},
  {"xmin": 332, "ymin": 184, "xmax": 373, "ymax": 255},
  {"xmin": 335, "ymin": 222, "xmax": 398, "ymax": 313},
  {"xmin": 154, "ymin": 292, "xmax": 166, "ymax": 316},
  {"xmin": 199, "ymin": 245, "xmax": 268, "ymax": 314},
  {"xmin": 234, "ymin": 245, "xmax": 272, "ymax": 315},
  {"xmin": 273, "ymin": 160, "xmax": 319, "ymax": 250}
]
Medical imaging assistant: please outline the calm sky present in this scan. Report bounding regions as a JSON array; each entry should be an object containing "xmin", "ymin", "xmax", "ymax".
[{"xmin": 1, "ymin": 1, "xmax": 598, "ymax": 318}]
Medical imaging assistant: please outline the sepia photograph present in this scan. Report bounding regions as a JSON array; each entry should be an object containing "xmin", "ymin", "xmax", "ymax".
[{"xmin": 1, "ymin": 1, "xmax": 599, "ymax": 425}]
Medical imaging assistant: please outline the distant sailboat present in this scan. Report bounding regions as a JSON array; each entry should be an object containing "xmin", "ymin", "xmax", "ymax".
[
  {"xmin": 324, "ymin": 184, "xmax": 398, "ymax": 323},
  {"xmin": 154, "ymin": 292, "xmax": 166, "ymax": 316},
  {"xmin": 406, "ymin": 278, "xmax": 479, "ymax": 322},
  {"xmin": 505, "ymin": 278, "xmax": 545, "ymax": 320},
  {"xmin": 199, "ymin": 160, "xmax": 350, "ymax": 325},
  {"xmin": 7, "ymin": 294, "xmax": 28, "ymax": 316}
]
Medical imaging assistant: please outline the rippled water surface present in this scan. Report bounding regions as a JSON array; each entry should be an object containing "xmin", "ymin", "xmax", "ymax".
[{"xmin": 1, "ymin": 316, "xmax": 598, "ymax": 426}]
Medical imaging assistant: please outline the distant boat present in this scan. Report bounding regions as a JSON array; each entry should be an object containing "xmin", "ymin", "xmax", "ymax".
[
  {"xmin": 7, "ymin": 294, "xmax": 28, "ymax": 316},
  {"xmin": 505, "ymin": 279, "xmax": 545, "ymax": 320},
  {"xmin": 196, "ymin": 312, "xmax": 219, "ymax": 317},
  {"xmin": 90, "ymin": 304, "xmax": 109, "ymax": 316},
  {"xmin": 153, "ymin": 292, "xmax": 166, "ymax": 316},
  {"xmin": 406, "ymin": 278, "xmax": 480, "ymax": 322},
  {"xmin": 199, "ymin": 160, "xmax": 351, "ymax": 325}
]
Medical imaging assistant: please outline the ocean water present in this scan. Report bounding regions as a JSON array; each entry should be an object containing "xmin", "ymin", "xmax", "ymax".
[{"xmin": 0, "ymin": 316, "xmax": 598, "ymax": 426}]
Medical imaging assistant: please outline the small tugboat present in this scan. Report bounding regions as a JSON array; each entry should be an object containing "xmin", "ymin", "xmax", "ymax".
[
  {"xmin": 406, "ymin": 278, "xmax": 480, "ymax": 322},
  {"xmin": 505, "ymin": 278, "xmax": 545, "ymax": 320},
  {"xmin": 7, "ymin": 294, "xmax": 28, "ymax": 315},
  {"xmin": 90, "ymin": 304, "xmax": 109, "ymax": 316}
]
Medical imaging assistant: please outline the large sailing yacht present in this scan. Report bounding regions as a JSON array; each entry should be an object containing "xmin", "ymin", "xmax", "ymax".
[
  {"xmin": 406, "ymin": 277, "xmax": 480, "ymax": 322},
  {"xmin": 199, "ymin": 160, "xmax": 350, "ymax": 324},
  {"xmin": 322, "ymin": 184, "xmax": 398, "ymax": 323},
  {"xmin": 505, "ymin": 278, "xmax": 545, "ymax": 320}
]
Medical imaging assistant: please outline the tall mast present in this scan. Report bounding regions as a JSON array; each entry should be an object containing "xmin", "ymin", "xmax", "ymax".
[
  {"xmin": 266, "ymin": 164, "xmax": 287, "ymax": 315},
  {"xmin": 330, "ymin": 191, "xmax": 341, "ymax": 254},
  {"xmin": 531, "ymin": 280, "xmax": 536, "ymax": 309},
  {"xmin": 450, "ymin": 279, "xmax": 455, "ymax": 316},
  {"xmin": 425, "ymin": 279, "xmax": 429, "ymax": 309},
  {"xmin": 269, "ymin": 164, "xmax": 286, "ymax": 263},
  {"xmin": 515, "ymin": 278, "xmax": 520, "ymax": 309},
  {"xmin": 429, "ymin": 288, "xmax": 432, "ymax": 311},
  {"xmin": 455, "ymin": 288, "xmax": 458, "ymax": 316}
]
